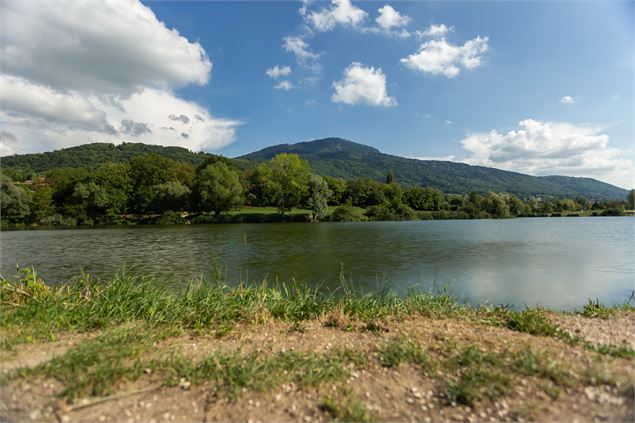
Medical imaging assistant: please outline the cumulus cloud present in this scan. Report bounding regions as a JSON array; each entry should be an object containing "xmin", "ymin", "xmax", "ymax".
[
  {"xmin": 265, "ymin": 65, "xmax": 292, "ymax": 79},
  {"xmin": 1, "ymin": 1, "xmax": 211, "ymax": 93},
  {"xmin": 559, "ymin": 96, "xmax": 577, "ymax": 104},
  {"xmin": 0, "ymin": 1, "xmax": 239, "ymax": 156},
  {"xmin": 303, "ymin": 0, "xmax": 367, "ymax": 32},
  {"xmin": 282, "ymin": 36, "xmax": 320, "ymax": 68},
  {"xmin": 274, "ymin": 80, "xmax": 294, "ymax": 91},
  {"xmin": 417, "ymin": 23, "xmax": 453, "ymax": 39},
  {"xmin": 459, "ymin": 119, "xmax": 633, "ymax": 188},
  {"xmin": 331, "ymin": 62, "xmax": 396, "ymax": 107},
  {"xmin": 401, "ymin": 36, "xmax": 489, "ymax": 78},
  {"xmin": 376, "ymin": 5, "xmax": 411, "ymax": 31}
]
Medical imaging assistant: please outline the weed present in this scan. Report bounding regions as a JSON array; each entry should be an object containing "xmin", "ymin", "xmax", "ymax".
[
  {"xmin": 378, "ymin": 337, "xmax": 429, "ymax": 368},
  {"xmin": 321, "ymin": 387, "xmax": 373, "ymax": 422}
]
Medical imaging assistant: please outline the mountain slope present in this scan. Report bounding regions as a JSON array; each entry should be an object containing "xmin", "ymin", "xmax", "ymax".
[
  {"xmin": 0, "ymin": 142, "xmax": 211, "ymax": 171},
  {"xmin": 240, "ymin": 138, "xmax": 627, "ymax": 200},
  {"xmin": 2, "ymin": 139, "xmax": 627, "ymax": 200}
]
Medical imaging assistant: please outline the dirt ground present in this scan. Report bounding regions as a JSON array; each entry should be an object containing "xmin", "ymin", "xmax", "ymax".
[{"xmin": 1, "ymin": 313, "xmax": 634, "ymax": 422}]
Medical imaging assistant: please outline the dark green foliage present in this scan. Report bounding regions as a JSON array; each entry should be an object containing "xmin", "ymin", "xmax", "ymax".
[
  {"xmin": 195, "ymin": 162, "xmax": 243, "ymax": 216},
  {"xmin": 1, "ymin": 142, "xmax": 210, "ymax": 172},
  {"xmin": 329, "ymin": 204, "xmax": 367, "ymax": 222},
  {"xmin": 1, "ymin": 175, "xmax": 32, "ymax": 220},
  {"xmin": 240, "ymin": 138, "xmax": 627, "ymax": 200}
]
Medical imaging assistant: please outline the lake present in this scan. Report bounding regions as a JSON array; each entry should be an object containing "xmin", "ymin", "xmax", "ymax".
[{"xmin": 1, "ymin": 217, "xmax": 633, "ymax": 310}]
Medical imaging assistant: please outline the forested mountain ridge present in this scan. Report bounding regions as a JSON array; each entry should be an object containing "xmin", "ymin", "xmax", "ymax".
[
  {"xmin": 1, "ymin": 138, "xmax": 628, "ymax": 200},
  {"xmin": 239, "ymin": 138, "xmax": 628, "ymax": 200},
  {"xmin": 0, "ymin": 142, "xmax": 211, "ymax": 171}
]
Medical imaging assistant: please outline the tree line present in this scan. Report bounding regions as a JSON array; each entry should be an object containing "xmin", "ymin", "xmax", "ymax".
[{"xmin": 2, "ymin": 153, "xmax": 634, "ymax": 226}]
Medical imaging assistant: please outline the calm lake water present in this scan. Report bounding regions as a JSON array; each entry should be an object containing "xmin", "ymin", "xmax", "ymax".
[{"xmin": 1, "ymin": 218, "xmax": 633, "ymax": 310}]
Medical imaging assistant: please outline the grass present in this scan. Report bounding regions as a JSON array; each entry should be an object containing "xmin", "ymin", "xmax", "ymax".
[
  {"xmin": 3, "ymin": 268, "xmax": 632, "ymax": 349},
  {"xmin": 579, "ymin": 298, "xmax": 635, "ymax": 319},
  {"xmin": 321, "ymin": 387, "xmax": 374, "ymax": 422},
  {"xmin": 378, "ymin": 337, "xmax": 430, "ymax": 368}
]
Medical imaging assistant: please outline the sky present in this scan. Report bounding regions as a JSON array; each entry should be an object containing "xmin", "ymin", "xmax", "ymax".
[{"xmin": 0, "ymin": 0, "xmax": 633, "ymax": 188}]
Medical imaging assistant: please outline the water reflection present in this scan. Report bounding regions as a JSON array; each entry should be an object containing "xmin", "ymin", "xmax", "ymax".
[{"xmin": 2, "ymin": 217, "xmax": 633, "ymax": 310}]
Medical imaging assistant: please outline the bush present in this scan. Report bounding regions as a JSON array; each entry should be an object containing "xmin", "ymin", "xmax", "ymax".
[
  {"xmin": 155, "ymin": 211, "xmax": 185, "ymax": 224},
  {"xmin": 329, "ymin": 204, "xmax": 367, "ymax": 222}
]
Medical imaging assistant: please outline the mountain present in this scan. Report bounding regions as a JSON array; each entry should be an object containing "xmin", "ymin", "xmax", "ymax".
[
  {"xmin": 0, "ymin": 142, "xmax": 211, "ymax": 171},
  {"xmin": 239, "ymin": 138, "xmax": 628, "ymax": 200},
  {"xmin": 2, "ymin": 139, "xmax": 627, "ymax": 200}
]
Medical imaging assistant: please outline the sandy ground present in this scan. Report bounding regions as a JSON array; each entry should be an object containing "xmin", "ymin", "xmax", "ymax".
[{"xmin": 1, "ymin": 313, "xmax": 634, "ymax": 423}]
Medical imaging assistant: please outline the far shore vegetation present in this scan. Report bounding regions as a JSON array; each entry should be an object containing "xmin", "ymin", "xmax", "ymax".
[{"xmin": 2, "ymin": 152, "xmax": 634, "ymax": 228}]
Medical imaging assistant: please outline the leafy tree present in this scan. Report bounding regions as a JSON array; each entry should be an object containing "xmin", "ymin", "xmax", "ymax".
[
  {"xmin": 30, "ymin": 185, "xmax": 55, "ymax": 222},
  {"xmin": 196, "ymin": 162, "xmax": 243, "ymax": 216},
  {"xmin": 152, "ymin": 181, "xmax": 191, "ymax": 212},
  {"xmin": 257, "ymin": 154, "xmax": 311, "ymax": 215},
  {"xmin": 128, "ymin": 155, "xmax": 175, "ymax": 212},
  {"xmin": 1, "ymin": 175, "xmax": 31, "ymax": 220},
  {"xmin": 386, "ymin": 170, "xmax": 396, "ymax": 184},
  {"xmin": 345, "ymin": 178, "xmax": 385, "ymax": 207},
  {"xmin": 307, "ymin": 174, "xmax": 332, "ymax": 221},
  {"xmin": 628, "ymin": 189, "xmax": 635, "ymax": 209},
  {"xmin": 404, "ymin": 187, "xmax": 444, "ymax": 211},
  {"xmin": 485, "ymin": 192, "xmax": 510, "ymax": 218},
  {"xmin": 505, "ymin": 194, "xmax": 528, "ymax": 216},
  {"xmin": 69, "ymin": 181, "xmax": 109, "ymax": 222},
  {"xmin": 93, "ymin": 162, "xmax": 132, "ymax": 216},
  {"xmin": 323, "ymin": 176, "xmax": 347, "ymax": 205}
]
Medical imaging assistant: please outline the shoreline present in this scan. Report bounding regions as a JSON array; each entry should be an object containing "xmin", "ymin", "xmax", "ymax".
[
  {"xmin": 2, "ymin": 208, "xmax": 633, "ymax": 230},
  {"xmin": 1, "ymin": 272, "xmax": 634, "ymax": 422}
]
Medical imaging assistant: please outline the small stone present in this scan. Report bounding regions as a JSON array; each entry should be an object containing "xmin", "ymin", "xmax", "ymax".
[
  {"xmin": 413, "ymin": 392, "xmax": 422, "ymax": 399},
  {"xmin": 304, "ymin": 416, "xmax": 311, "ymax": 422},
  {"xmin": 144, "ymin": 368, "xmax": 152, "ymax": 375},
  {"xmin": 99, "ymin": 416, "xmax": 106, "ymax": 422},
  {"xmin": 61, "ymin": 416, "xmax": 70, "ymax": 423},
  {"xmin": 406, "ymin": 398, "xmax": 414, "ymax": 404},
  {"xmin": 179, "ymin": 378, "xmax": 191, "ymax": 390}
]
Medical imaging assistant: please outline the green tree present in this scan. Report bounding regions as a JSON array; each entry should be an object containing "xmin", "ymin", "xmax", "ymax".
[
  {"xmin": 94, "ymin": 162, "xmax": 132, "ymax": 216},
  {"xmin": 386, "ymin": 170, "xmax": 396, "ymax": 184},
  {"xmin": 323, "ymin": 176, "xmax": 347, "ymax": 205},
  {"xmin": 196, "ymin": 162, "xmax": 243, "ymax": 216},
  {"xmin": 1, "ymin": 175, "xmax": 32, "ymax": 220},
  {"xmin": 486, "ymin": 192, "xmax": 510, "ymax": 218},
  {"xmin": 404, "ymin": 187, "xmax": 444, "ymax": 211},
  {"xmin": 257, "ymin": 153, "xmax": 311, "ymax": 216},
  {"xmin": 30, "ymin": 185, "xmax": 55, "ymax": 222},
  {"xmin": 307, "ymin": 174, "xmax": 332, "ymax": 221},
  {"xmin": 628, "ymin": 189, "xmax": 635, "ymax": 209},
  {"xmin": 152, "ymin": 181, "xmax": 191, "ymax": 212},
  {"xmin": 128, "ymin": 155, "xmax": 173, "ymax": 212}
]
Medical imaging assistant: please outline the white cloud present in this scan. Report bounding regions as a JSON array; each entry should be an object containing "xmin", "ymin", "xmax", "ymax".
[
  {"xmin": 303, "ymin": 0, "xmax": 367, "ymax": 32},
  {"xmin": 274, "ymin": 80, "xmax": 294, "ymax": 91},
  {"xmin": 265, "ymin": 65, "xmax": 292, "ymax": 79},
  {"xmin": 401, "ymin": 36, "xmax": 489, "ymax": 78},
  {"xmin": 376, "ymin": 5, "xmax": 411, "ymax": 31},
  {"xmin": 413, "ymin": 155, "xmax": 457, "ymax": 162},
  {"xmin": 0, "ymin": 1, "xmax": 211, "ymax": 93},
  {"xmin": 559, "ymin": 95, "xmax": 577, "ymax": 104},
  {"xmin": 0, "ymin": 0, "xmax": 239, "ymax": 155},
  {"xmin": 282, "ymin": 36, "xmax": 320, "ymax": 68},
  {"xmin": 331, "ymin": 62, "xmax": 396, "ymax": 107},
  {"xmin": 444, "ymin": 120, "xmax": 454, "ymax": 125},
  {"xmin": 459, "ymin": 119, "xmax": 633, "ymax": 188},
  {"xmin": 417, "ymin": 23, "xmax": 454, "ymax": 39}
]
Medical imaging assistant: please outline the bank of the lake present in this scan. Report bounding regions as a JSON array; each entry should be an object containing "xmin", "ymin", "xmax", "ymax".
[{"xmin": 1, "ymin": 271, "xmax": 633, "ymax": 423}]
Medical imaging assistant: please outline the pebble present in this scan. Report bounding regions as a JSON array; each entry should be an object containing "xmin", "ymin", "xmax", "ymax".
[{"xmin": 406, "ymin": 398, "xmax": 414, "ymax": 404}]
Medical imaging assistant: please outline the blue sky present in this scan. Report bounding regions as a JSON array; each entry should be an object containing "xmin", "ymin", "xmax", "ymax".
[{"xmin": 0, "ymin": 1, "xmax": 633, "ymax": 187}]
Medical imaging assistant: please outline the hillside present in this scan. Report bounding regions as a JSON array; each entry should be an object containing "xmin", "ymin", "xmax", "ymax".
[
  {"xmin": 240, "ymin": 138, "xmax": 628, "ymax": 200},
  {"xmin": 0, "ymin": 142, "xmax": 211, "ymax": 171},
  {"xmin": 1, "ymin": 139, "xmax": 627, "ymax": 200}
]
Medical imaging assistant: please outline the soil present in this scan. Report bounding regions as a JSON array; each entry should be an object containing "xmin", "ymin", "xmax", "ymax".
[{"xmin": 1, "ymin": 313, "xmax": 634, "ymax": 423}]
